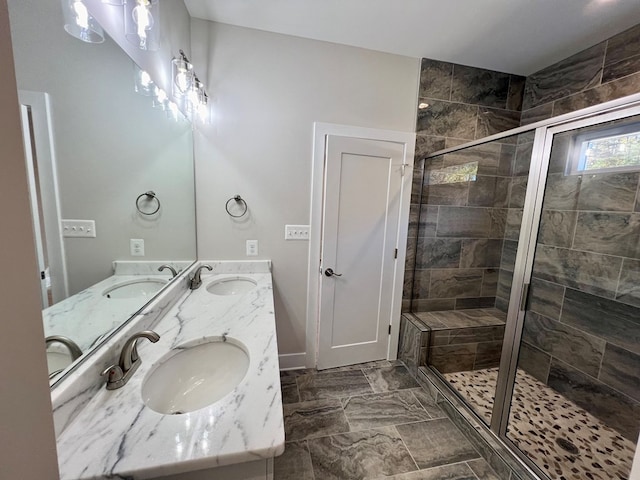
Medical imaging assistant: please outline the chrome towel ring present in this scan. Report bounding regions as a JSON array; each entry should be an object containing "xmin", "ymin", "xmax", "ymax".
[
  {"xmin": 225, "ymin": 195, "xmax": 248, "ymax": 218},
  {"xmin": 136, "ymin": 191, "xmax": 161, "ymax": 215}
]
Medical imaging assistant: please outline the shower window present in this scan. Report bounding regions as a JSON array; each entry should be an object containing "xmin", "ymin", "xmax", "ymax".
[{"xmin": 567, "ymin": 121, "xmax": 640, "ymax": 175}]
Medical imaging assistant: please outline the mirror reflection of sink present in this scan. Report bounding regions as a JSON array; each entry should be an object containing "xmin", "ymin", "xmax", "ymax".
[
  {"xmin": 102, "ymin": 278, "xmax": 167, "ymax": 299},
  {"xmin": 142, "ymin": 339, "xmax": 250, "ymax": 415},
  {"xmin": 206, "ymin": 277, "xmax": 257, "ymax": 296},
  {"xmin": 47, "ymin": 350, "xmax": 73, "ymax": 376}
]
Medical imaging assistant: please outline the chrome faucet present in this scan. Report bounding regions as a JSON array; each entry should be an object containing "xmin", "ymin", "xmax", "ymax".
[
  {"xmin": 101, "ymin": 330, "xmax": 160, "ymax": 390},
  {"xmin": 45, "ymin": 336, "xmax": 83, "ymax": 379},
  {"xmin": 45, "ymin": 335, "xmax": 83, "ymax": 360},
  {"xmin": 189, "ymin": 264, "xmax": 212, "ymax": 289},
  {"xmin": 158, "ymin": 264, "xmax": 179, "ymax": 277}
]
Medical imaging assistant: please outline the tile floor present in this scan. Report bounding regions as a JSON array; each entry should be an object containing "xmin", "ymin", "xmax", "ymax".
[
  {"xmin": 276, "ymin": 360, "xmax": 504, "ymax": 479},
  {"xmin": 444, "ymin": 367, "xmax": 636, "ymax": 480}
]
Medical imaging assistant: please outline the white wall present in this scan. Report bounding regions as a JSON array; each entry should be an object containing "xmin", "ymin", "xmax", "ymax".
[
  {"xmin": 191, "ymin": 20, "xmax": 419, "ymax": 360},
  {"xmin": 0, "ymin": 0, "xmax": 59, "ymax": 477},
  {"xmin": 8, "ymin": 0, "xmax": 196, "ymax": 294}
]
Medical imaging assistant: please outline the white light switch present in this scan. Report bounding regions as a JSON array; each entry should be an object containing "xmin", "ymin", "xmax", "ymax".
[
  {"xmin": 285, "ymin": 225, "xmax": 310, "ymax": 240},
  {"xmin": 62, "ymin": 219, "xmax": 96, "ymax": 238},
  {"xmin": 246, "ymin": 240, "xmax": 258, "ymax": 256},
  {"xmin": 130, "ymin": 238, "xmax": 145, "ymax": 256}
]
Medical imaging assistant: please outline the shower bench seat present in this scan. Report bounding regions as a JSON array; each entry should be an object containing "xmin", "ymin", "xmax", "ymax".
[{"xmin": 413, "ymin": 308, "xmax": 506, "ymax": 374}]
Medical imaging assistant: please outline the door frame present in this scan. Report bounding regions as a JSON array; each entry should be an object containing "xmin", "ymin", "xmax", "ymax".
[
  {"xmin": 306, "ymin": 122, "xmax": 415, "ymax": 368},
  {"xmin": 18, "ymin": 91, "xmax": 69, "ymax": 305}
]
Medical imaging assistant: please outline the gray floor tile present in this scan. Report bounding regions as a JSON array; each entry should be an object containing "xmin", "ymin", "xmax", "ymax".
[
  {"xmin": 409, "ymin": 388, "xmax": 446, "ymax": 419},
  {"xmin": 342, "ymin": 390, "xmax": 432, "ymax": 431},
  {"xmin": 297, "ymin": 369, "xmax": 374, "ymax": 401},
  {"xmin": 363, "ymin": 364, "xmax": 420, "ymax": 393},
  {"xmin": 467, "ymin": 458, "xmax": 504, "ymax": 480},
  {"xmin": 396, "ymin": 418, "xmax": 480, "ymax": 469},
  {"xmin": 281, "ymin": 383, "xmax": 300, "ymax": 404},
  {"xmin": 283, "ymin": 398, "xmax": 349, "ymax": 441},
  {"xmin": 274, "ymin": 440, "xmax": 314, "ymax": 480},
  {"xmin": 389, "ymin": 462, "xmax": 478, "ymax": 479},
  {"xmin": 320, "ymin": 360, "xmax": 392, "ymax": 373},
  {"xmin": 308, "ymin": 427, "xmax": 417, "ymax": 480}
]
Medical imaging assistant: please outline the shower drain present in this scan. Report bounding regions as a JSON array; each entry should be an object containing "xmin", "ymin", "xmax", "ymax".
[{"xmin": 556, "ymin": 437, "xmax": 580, "ymax": 455}]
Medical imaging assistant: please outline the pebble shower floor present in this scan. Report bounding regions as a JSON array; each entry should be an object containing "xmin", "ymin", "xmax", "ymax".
[{"xmin": 443, "ymin": 368, "xmax": 635, "ymax": 480}]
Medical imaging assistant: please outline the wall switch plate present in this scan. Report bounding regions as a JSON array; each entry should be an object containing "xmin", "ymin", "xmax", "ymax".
[
  {"xmin": 285, "ymin": 224, "xmax": 310, "ymax": 240},
  {"xmin": 246, "ymin": 239, "xmax": 258, "ymax": 256},
  {"xmin": 62, "ymin": 219, "xmax": 96, "ymax": 238},
  {"xmin": 130, "ymin": 238, "xmax": 145, "ymax": 256}
]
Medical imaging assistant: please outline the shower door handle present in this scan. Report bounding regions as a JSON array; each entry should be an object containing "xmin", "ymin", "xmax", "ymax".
[{"xmin": 324, "ymin": 268, "xmax": 343, "ymax": 277}]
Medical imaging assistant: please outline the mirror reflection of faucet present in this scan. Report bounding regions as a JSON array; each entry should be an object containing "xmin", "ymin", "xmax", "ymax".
[
  {"xmin": 45, "ymin": 335, "xmax": 83, "ymax": 379},
  {"xmin": 101, "ymin": 330, "xmax": 160, "ymax": 390},
  {"xmin": 158, "ymin": 264, "xmax": 179, "ymax": 278}
]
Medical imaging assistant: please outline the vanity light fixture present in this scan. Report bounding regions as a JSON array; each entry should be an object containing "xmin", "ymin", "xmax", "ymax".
[
  {"xmin": 133, "ymin": 65, "xmax": 155, "ymax": 96},
  {"xmin": 61, "ymin": 0, "xmax": 105, "ymax": 44},
  {"xmin": 153, "ymin": 86, "xmax": 168, "ymax": 109},
  {"xmin": 124, "ymin": 0, "xmax": 159, "ymax": 51},
  {"xmin": 171, "ymin": 50, "xmax": 194, "ymax": 97},
  {"xmin": 171, "ymin": 50, "xmax": 211, "ymax": 124}
]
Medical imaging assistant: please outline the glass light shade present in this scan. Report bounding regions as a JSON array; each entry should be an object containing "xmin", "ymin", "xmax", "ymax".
[
  {"xmin": 133, "ymin": 64, "xmax": 154, "ymax": 96},
  {"xmin": 171, "ymin": 57, "xmax": 193, "ymax": 96},
  {"xmin": 153, "ymin": 86, "xmax": 168, "ymax": 109},
  {"xmin": 61, "ymin": 0, "xmax": 105, "ymax": 44},
  {"xmin": 124, "ymin": 0, "xmax": 159, "ymax": 51}
]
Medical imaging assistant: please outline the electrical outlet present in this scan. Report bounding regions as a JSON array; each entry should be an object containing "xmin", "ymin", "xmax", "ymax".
[
  {"xmin": 62, "ymin": 219, "xmax": 96, "ymax": 238},
  {"xmin": 285, "ymin": 224, "xmax": 310, "ymax": 240},
  {"xmin": 130, "ymin": 238, "xmax": 145, "ymax": 256},
  {"xmin": 246, "ymin": 239, "xmax": 258, "ymax": 256}
]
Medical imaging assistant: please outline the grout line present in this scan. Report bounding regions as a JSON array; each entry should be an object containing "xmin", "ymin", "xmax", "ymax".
[
  {"xmin": 304, "ymin": 439, "xmax": 317, "ymax": 480},
  {"xmin": 393, "ymin": 424, "xmax": 421, "ymax": 472}
]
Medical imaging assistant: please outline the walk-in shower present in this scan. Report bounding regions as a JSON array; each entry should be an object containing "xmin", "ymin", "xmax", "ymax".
[{"xmin": 403, "ymin": 101, "xmax": 640, "ymax": 480}]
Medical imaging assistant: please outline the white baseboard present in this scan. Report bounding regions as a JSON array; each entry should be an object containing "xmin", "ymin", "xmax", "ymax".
[{"xmin": 278, "ymin": 353, "xmax": 307, "ymax": 370}]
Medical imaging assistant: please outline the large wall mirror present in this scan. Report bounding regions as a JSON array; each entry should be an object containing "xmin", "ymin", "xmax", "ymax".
[{"xmin": 7, "ymin": 0, "xmax": 197, "ymax": 386}]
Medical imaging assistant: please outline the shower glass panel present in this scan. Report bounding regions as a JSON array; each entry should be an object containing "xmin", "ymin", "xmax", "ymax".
[
  {"xmin": 412, "ymin": 132, "xmax": 533, "ymax": 426},
  {"xmin": 506, "ymin": 114, "xmax": 640, "ymax": 480}
]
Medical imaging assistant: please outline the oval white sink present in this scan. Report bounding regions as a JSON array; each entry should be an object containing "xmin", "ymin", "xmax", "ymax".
[
  {"xmin": 103, "ymin": 278, "xmax": 167, "ymax": 299},
  {"xmin": 47, "ymin": 350, "xmax": 73, "ymax": 376},
  {"xmin": 206, "ymin": 277, "xmax": 257, "ymax": 296},
  {"xmin": 141, "ymin": 339, "xmax": 250, "ymax": 415}
]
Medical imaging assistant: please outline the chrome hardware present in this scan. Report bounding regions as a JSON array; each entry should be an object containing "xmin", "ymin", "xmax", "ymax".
[
  {"xmin": 45, "ymin": 335, "xmax": 83, "ymax": 361},
  {"xmin": 189, "ymin": 264, "xmax": 213, "ymax": 289},
  {"xmin": 158, "ymin": 264, "xmax": 179, "ymax": 277},
  {"xmin": 101, "ymin": 330, "xmax": 160, "ymax": 390},
  {"xmin": 324, "ymin": 268, "xmax": 343, "ymax": 277}
]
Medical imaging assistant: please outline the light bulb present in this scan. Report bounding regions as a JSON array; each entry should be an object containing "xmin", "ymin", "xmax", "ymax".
[
  {"xmin": 176, "ymin": 70, "xmax": 189, "ymax": 92},
  {"xmin": 140, "ymin": 70, "xmax": 152, "ymax": 88},
  {"xmin": 132, "ymin": 0, "xmax": 153, "ymax": 50},
  {"xmin": 155, "ymin": 87, "xmax": 167, "ymax": 104},
  {"xmin": 72, "ymin": 0, "xmax": 89, "ymax": 29}
]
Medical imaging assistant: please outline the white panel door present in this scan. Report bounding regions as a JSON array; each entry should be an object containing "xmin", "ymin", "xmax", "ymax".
[{"xmin": 317, "ymin": 135, "xmax": 405, "ymax": 370}]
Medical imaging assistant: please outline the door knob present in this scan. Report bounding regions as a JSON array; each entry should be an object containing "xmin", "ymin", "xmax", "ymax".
[{"xmin": 324, "ymin": 268, "xmax": 343, "ymax": 277}]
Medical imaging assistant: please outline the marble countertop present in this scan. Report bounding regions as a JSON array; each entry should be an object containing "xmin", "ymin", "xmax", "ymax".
[{"xmin": 56, "ymin": 262, "xmax": 284, "ymax": 479}]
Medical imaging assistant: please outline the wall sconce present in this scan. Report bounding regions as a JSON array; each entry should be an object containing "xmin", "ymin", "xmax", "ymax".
[
  {"xmin": 171, "ymin": 50, "xmax": 210, "ymax": 123},
  {"xmin": 61, "ymin": 0, "xmax": 105, "ymax": 43},
  {"xmin": 171, "ymin": 50, "xmax": 193, "ymax": 97},
  {"xmin": 124, "ymin": 0, "xmax": 159, "ymax": 51},
  {"xmin": 133, "ymin": 65, "xmax": 155, "ymax": 96}
]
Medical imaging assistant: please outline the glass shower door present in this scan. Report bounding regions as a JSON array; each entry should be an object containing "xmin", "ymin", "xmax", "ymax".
[{"xmin": 502, "ymin": 111, "xmax": 640, "ymax": 480}]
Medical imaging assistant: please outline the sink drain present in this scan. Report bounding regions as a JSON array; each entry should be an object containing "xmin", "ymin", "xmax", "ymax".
[{"xmin": 556, "ymin": 437, "xmax": 579, "ymax": 455}]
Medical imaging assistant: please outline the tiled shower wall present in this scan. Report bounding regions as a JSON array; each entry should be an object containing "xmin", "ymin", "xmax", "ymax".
[
  {"xmin": 403, "ymin": 60, "xmax": 525, "ymax": 312},
  {"xmin": 500, "ymin": 24, "xmax": 640, "ymax": 440},
  {"xmin": 520, "ymin": 24, "xmax": 640, "ymax": 124}
]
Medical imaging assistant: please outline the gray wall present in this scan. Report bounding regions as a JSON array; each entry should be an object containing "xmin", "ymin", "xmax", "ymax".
[
  {"xmin": 0, "ymin": 0, "xmax": 59, "ymax": 476},
  {"xmin": 191, "ymin": 20, "xmax": 420, "ymax": 360},
  {"xmin": 8, "ymin": 0, "xmax": 196, "ymax": 294}
]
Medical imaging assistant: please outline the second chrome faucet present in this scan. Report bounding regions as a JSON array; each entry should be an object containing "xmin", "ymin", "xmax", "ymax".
[
  {"xmin": 101, "ymin": 330, "xmax": 160, "ymax": 390},
  {"xmin": 189, "ymin": 264, "xmax": 212, "ymax": 290}
]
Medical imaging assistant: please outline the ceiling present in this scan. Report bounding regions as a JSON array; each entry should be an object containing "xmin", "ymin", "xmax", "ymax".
[{"xmin": 184, "ymin": 0, "xmax": 640, "ymax": 76}]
